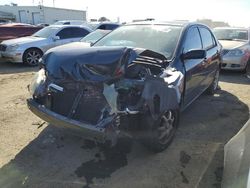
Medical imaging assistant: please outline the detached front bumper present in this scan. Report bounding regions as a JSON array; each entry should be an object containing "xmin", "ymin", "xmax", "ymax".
[
  {"xmin": 27, "ymin": 98, "xmax": 108, "ymax": 143},
  {"xmin": 0, "ymin": 50, "xmax": 23, "ymax": 63}
]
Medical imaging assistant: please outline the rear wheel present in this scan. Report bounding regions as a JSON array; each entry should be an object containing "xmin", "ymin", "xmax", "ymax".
[
  {"xmin": 23, "ymin": 48, "xmax": 42, "ymax": 66},
  {"xmin": 143, "ymin": 110, "xmax": 179, "ymax": 152},
  {"xmin": 207, "ymin": 69, "xmax": 219, "ymax": 95}
]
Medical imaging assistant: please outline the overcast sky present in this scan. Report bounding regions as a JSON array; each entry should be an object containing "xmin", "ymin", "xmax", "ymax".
[{"xmin": 1, "ymin": 0, "xmax": 250, "ymax": 27}]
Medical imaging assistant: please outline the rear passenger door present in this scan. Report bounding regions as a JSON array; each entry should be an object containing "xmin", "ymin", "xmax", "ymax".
[
  {"xmin": 55, "ymin": 27, "xmax": 90, "ymax": 46},
  {"xmin": 198, "ymin": 26, "xmax": 219, "ymax": 89},
  {"xmin": 183, "ymin": 26, "xmax": 204, "ymax": 107}
]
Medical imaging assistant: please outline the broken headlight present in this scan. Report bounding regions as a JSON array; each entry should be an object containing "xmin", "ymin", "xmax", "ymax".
[{"xmin": 29, "ymin": 68, "xmax": 46, "ymax": 97}]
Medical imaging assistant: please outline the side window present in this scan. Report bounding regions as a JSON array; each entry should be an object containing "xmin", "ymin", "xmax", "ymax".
[
  {"xmin": 56, "ymin": 28, "xmax": 90, "ymax": 39},
  {"xmin": 70, "ymin": 28, "xmax": 90, "ymax": 38},
  {"xmin": 56, "ymin": 28, "xmax": 71, "ymax": 39},
  {"xmin": 183, "ymin": 27, "xmax": 202, "ymax": 53},
  {"xmin": 199, "ymin": 27, "xmax": 214, "ymax": 50}
]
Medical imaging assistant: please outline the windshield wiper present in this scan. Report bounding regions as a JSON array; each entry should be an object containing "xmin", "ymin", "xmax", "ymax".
[
  {"xmin": 232, "ymin": 38, "xmax": 247, "ymax": 41},
  {"xmin": 218, "ymin": 38, "xmax": 233, "ymax": 40},
  {"xmin": 219, "ymin": 38, "xmax": 247, "ymax": 41}
]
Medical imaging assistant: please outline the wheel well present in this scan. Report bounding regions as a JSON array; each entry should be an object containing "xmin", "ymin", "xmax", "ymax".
[{"xmin": 22, "ymin": 47, "xmax": 43, "ymax": 62}]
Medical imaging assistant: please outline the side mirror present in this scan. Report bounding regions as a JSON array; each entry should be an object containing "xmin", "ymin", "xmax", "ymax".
[
  {"xmin": 52, "ymin": 36, "xmax": 60, "ymax": 41},
  {"xmin": 181, "ymin": 49, "xmax": 206, "ymax": 60}
]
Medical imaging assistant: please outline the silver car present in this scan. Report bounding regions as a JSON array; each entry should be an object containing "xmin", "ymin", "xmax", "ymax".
[
  {"xmin": 0, "ymin": 25, "xmax": 92, "ymax": 66},
  {"xmin": 213, "ymin": 27, "xmax": 250, "ymax": 71}
]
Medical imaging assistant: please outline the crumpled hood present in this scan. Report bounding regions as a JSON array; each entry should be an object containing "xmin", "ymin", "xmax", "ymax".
[
  {"xmin": 219, "ymin": 40, "xmax": 247, "ymax": 49},
  {"xmin": 43, "ymin": 46, "xmax": 139, "ymax": 82},
  {"xmin": 1, "ymin": 36, "xmax": 46, "ymax": 45}
]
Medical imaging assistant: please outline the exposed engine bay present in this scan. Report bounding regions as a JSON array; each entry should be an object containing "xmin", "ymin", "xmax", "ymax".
[{"xmin": 29, "ymin": 46, "xmax": 183, "ymax": 145}]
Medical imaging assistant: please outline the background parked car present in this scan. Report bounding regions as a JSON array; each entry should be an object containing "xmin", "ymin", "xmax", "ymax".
[
  {"xmin": 36, "ymin": 23, "xmax": 50, "ymax": 27},
  {"xmin": 0, "ymin": 23, "xmax": 43, "ymax": 42},
  {"xmin": 213, "ymin": 27, "xmax": 250, "ymax": 71},
  {"xmin": 0, "ymin": 19, "xmax": 11, "ymax": 25},
  {"xmin": 95, "ymin": 22, "xmax": 120, "ymax": 30},
  {"xmin": 88, "ymin": 21, "xmax": 120, "ymax": 30},
  {"xmin": 0, "ymin": 25, "xmax": 92, "ymax": 66}
]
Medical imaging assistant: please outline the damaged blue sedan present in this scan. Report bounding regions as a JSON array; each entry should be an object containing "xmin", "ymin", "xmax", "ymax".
[{"xmin": 27, "ymin": 21, "xmax": 222, "ymax": 152}]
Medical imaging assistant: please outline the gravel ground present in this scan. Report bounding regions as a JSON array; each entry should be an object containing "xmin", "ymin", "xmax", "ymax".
[{"xmin": 0, "ymin": 61, "xmax": 249, "ymax": 188}]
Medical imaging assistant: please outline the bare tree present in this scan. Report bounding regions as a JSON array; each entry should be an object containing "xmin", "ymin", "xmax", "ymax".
[{"xmin": 98, "ymin": 17, "xmax": 110, "ymax": 22}]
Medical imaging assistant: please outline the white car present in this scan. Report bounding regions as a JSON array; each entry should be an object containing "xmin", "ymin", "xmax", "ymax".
[
  {"xmin": 0, "ymin": 25, "xmax": 92, "ymax": 66},
  {"xmin": 213, "ymin": 27, "xmax": 250, "ymax": 71}
]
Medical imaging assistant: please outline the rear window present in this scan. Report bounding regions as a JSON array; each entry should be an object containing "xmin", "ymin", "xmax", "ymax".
[{"xmin": 213, "ymin": 28, "xmax": 248, "ymax": 41}]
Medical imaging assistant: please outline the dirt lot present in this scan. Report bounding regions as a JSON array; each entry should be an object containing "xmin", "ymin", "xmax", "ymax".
[{"xmin": 0, "ymin": 61, "xmax": 249, "ymax": 188}]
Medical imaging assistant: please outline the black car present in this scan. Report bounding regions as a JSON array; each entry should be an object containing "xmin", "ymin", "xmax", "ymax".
[
  {"xmin": 88, "ymin": 22, "xmax": 120, "ymax": 30},
  {"xmin": 27, "ymin": 22, "xmax": 222, "ymax": 152},
  {"xmin": 96, "ymin": 22, "xmax": 120, "ymax": 30}
]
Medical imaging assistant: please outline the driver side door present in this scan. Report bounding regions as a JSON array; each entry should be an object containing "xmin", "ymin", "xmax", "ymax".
[{"xmin": 182, "ymin": 26, "xmax": 205, "ymax": 107}]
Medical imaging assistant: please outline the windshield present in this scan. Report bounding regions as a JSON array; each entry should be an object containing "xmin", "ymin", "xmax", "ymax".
[
  {"xmin": 94, "ymin": 25, "xmax": 182, "ymax": 58},
  {"xmin": 87, "ymin": 22, "xmax": 100, "ymax": 30},
  {"xmin": 32, "ymin": 27, "xmax": 59, "ymax": 38},
  {"xmin": 80, "ymin": 30, "xmax": 111, "ymax": 43},
  {"xmin": 213, "ymin": 28, "xmax": 248, "ymax": 41}
]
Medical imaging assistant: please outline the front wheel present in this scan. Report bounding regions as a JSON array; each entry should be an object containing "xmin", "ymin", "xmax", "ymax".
[
  {"xmin": 142, "ymin": 110, "xmax": 179, "ymax": 152},
  {"xmin": 207, "ymin": 69, "xmax": 220, "ymax": 95},
  {"xmin": 23, "ymin": 48, "xmax": 43, "ymax": 66},
  {"xmin": 246, "ymin": 61, "xmax": 250, "ymax": 79}
]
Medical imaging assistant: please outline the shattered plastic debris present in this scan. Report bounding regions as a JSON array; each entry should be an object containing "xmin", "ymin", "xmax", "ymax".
[{"xmin": 103, "ymin": 84, "xmax": 118, "ymax": 114}]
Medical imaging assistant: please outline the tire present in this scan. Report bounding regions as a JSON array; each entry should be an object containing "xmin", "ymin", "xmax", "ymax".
[
  {"xmin": 246, "ymin": 61, "xmax": 250, "ymax": 78},
  {"xmin": 206, "ymin": 69, "xmax": 220, "ymax": 95},
  {"xmin": 142, "ymin": 110, "xmax": 179, "ymax": 153},
  {"xmin": 23, "ymin": 48, "xmax": 43, "ymax": 66}
]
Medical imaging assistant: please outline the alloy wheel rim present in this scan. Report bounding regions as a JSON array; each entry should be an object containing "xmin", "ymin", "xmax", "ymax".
[
  {"xmin": 157, "ymin": 110, "xmax": 175, "ymax": 145},
  {"xmin": 26, "ymin": 51, "xmax": 41, "ymax": 65}
]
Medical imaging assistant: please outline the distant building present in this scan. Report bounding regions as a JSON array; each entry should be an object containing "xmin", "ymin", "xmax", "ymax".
[{"xmin": 0, "ymin": 5, "xmax": 86, "ymax": 25}]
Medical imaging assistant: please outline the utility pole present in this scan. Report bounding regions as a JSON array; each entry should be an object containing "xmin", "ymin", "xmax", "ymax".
[{"xmin": 53, "ymin": 0, "xmax": 55, "ymax": 7}]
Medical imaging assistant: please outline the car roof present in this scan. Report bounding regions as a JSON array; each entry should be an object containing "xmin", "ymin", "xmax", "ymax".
[
  {"xmin": 125, "ymin": 21, "xmax": 208, "ymax": 29},
  {"xmin": 48, "ymin": 24, "xmax": 92, "ymax": 31},
  {"xmin": 213, "ymin": 27, "xmax": 250, "ymax": 30},
  {"xmin": 127, "ymin": 21, "xmax": 187, "ymax": 26}
]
